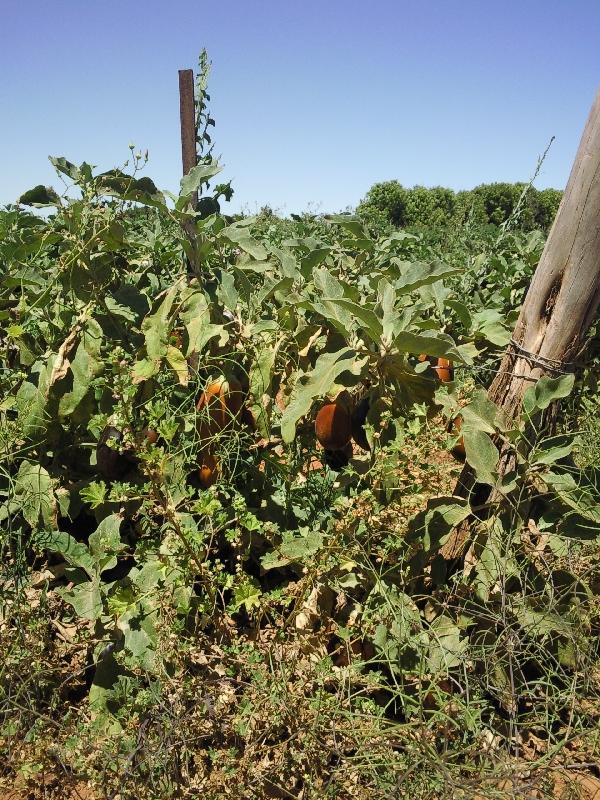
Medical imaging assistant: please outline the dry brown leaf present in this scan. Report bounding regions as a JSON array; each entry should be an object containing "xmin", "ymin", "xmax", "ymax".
[{"xmin": 48, "ymin": 327, "xmax": 80, "ymax": 387}]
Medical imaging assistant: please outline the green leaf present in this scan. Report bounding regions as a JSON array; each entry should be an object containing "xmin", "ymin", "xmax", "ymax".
[
  {"xmin": 280, "ymin": 348, "xmax": 364, "ymax": 443},
  {"xmin": 111, "ymin": 284, "xmax": 149, "ymax": 322},
  {"xmin": 368, "ymin": 587, "xmax": 424, "ymax": 671},
  {"xmin": 131, "ymin": 557, "xmax": 166, "ymax": 592},
  {"xmin": 543, "ymin": 472, "xmax": 600, "ymax": 525},
  {"xmin": 455, "ymin": 342, "xmax": 478, "ymax": 365},
  {"xmin": 14, "ymin": 461, "xmax": 55, "ymax": 528},
  {"xmin": 300, "ymin": 247, "xmax": 330, "ymax": 275},
  {"xmin": 428, "ymin": 615, "xmax": 466, "ymax": 672},
  {"xmin": 253, "ymin": 275, "xmax": 291, "ymax": 308},
  {"xmin": 49, "ymin": 156, "xmax": 80, "ymax": 181},
  {"xmin": 44, "ymin": 530, "xmax": 95, "ymax": 577},
  {"xmin": 262, "ymin": 528, "xmax": 324, "ymax": 570},
  {"xmin": 249, "ymin": 338, "xmax": 279, "ymax": 436},
  {"xmin": 144, "ymin": 285, "xmax": 178, "ymax": 360},
  {"xmin": 463, "ymin": 428, "xmax": 498, "ymax": 486},
  {"xmin": 131, "ymin": 357, "xmax": 158, "ymax": 383},
  {"xmin": 446, "ymin": 299, "xmax": 472, "ymax": 329},
  {"xmin": 471, "ymin": 309, "xmax": 511, "ymax": 346},
  {"xmin": 98, "ymin": 171, "xmax": 166, "ymax": 207},
  {"xmin": 180, "ymin": 289, "xmax": 227, "ymax": 355},
  {"xmin": 107, "ymin": 585, "xmax": 138, "ymax": 617},
  {"xmin": 59, "ymin": 318, "xmax": 103, "ymax": 417},
  {"xmin": 18, "ymin": 185, "xmax": 61, "ymax": 207},
  {"xmin": 460, "ymin": 390, "xmax": 502, "ymax": 434},
  {"xmin": 393, "ymin": 259, "xmax": 461, "ymax": 294},
  {"xmin": 88, "ymin": 514, "xmax": 125, "ymax": 574},
  {"xmin": 337, "ymin": 572, "xmax": 359, "ymax": 589},
  {"xmin": 232, "ymin": 578, "xmax": 262, "ymax": 612},
  {"xmin": 271, "ymin": 246, "xmax": 301, "ymax": 280},
  {"xmin": 510, "ymin": 596, "xmax": 573, "ymax": 639},
  {"xmin": 79, "ymin": 481, "xmax": 108, "ymax": 509},
  {"xmin": 379, "ymin": 356, "xmax": 438, "ymax": 408},
  {"xmin": 216, "ymin": 268, "xmax": 239, "ymax": 310},
  {"xmin": 473, "ymin": 518, "xmax": 518, "ymax": 601},
  {"xmin": 474, "ymin": 536, "xmax": 502, "ymax": 602},
  {"xmin": 59, "ymin": 579, "xmax": 103, "ymax": 620},
  {"xmin": 16, "ymin": 358, "xmax": 57, "ymax": 439},
  {"xmin": 225, "ymin": 233, "xmax": 268, "ymax": 261},
  {"xmin": 309, "ymin": 298, "xmax": 353, "ymax": 339},
  {"xmin": 165, "ymin": 345, "xmax": 189, "ymax": 386},
  {"xmin": 88, "ymin": 652, "xmax": 122, "ymax": 719},
  {"xmin": 324, "ymin": 298, "xmax": 383, "ymax": 343},
  {"xmin": 0, "ymin": 396, "xmax": 15, "ymax": 412},
  {"xmin": 326, "ymin": 214, "xmax": 367, "ymax": 238},
  {"xmin": 313, "ymin": 265, "xmax": 346, "ymax": 298},
  {"xmin": 103, "ymin": 296, "xmax": 138, "ymax": 323},
  {"xmin": 377, "ymin": 278, "xmax": 399, "ymax": 343},
  {"xmin": 405, "ymin": 496, "xmax": 471, "ymax": 559},
  {"xmin": 117, "ymin": 603, "xmax": 157, "ymax": 670},
  {"xmin": 523, "ymin": 374, "xmax": 575, "ymax": 415},
  {"xmin": 531, "ymin": 435, "xmax": 573, "ymax": 465},
  {"xmin": 178, "ymin": 162, "xmax": 222, "ymax": 204},
  {"xmin": 391, "ymin": 331, "xmax": 462, "ymax": 361},
  {"xmin": 6, "ymin": 324, "xmax": 24, "ymax": 338}
]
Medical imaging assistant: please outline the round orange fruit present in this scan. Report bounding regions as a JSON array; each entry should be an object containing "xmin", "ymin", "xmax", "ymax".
[{"xmin": 315, "ymin": 401, "xmax": 352, "ymax": 451}]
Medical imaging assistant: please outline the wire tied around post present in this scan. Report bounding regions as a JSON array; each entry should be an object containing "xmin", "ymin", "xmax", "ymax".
[{"xmin": 507, "ymin": 338, "xmax": 574, "ymax": 376}]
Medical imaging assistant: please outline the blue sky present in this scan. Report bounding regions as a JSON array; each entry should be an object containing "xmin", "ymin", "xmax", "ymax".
[{"xmin": 2, "ymin": 0, "xmax": 599, "ymax": 214}]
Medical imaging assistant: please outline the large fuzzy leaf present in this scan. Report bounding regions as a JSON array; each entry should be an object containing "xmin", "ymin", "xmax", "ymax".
[
  {"xmin": 14, "ymin": 461, "xmax": 56, "ymax": 528},
  {"xmin": 523, "ymin": 374, "xmax": 575, "ymax": 415},
  {"xmin": 180, "ymin": 288, "xmax": 228, "ymax": 355},
  {"xmin": 392, "ymin": 259, "xmax": 461, "ymax": 294},
  {"xmin": 463, "ymin": 428, "xmax": 499, "ymax": 486},
  {"xmin": 19, "ymin": 185, "xmax": 61, "ymax": 207},
  {"xmin": 391, "ymin": 331, "xmax": 463, "ymax": 361},
  {"xmin": 59, "ymin": 578, "xmax": 103, "ymax": 621},
  {"xmin": 428, "ymin": 615, "xmax": 467, "ymax": 672}
]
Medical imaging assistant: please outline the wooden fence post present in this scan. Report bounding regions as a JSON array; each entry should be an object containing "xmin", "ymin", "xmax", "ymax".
[
  {"xmin": 178, "ymin": 68, "xmax": 197, "ymax": 209},
  {"xmin": 442, "ymin": 88, "xmax": 600, "ymax": 561},
  {"xmin": 487, "ymin": 88, "xmax": 600, "ymax": 419}
]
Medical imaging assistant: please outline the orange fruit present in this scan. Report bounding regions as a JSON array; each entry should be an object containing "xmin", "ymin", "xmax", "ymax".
[
  {"xmin": 434, "ymin": 358, "xmax": 454, "ymax": 383},
  {"xmin": 198, "ymin": 452, "xmax": 219, "ymax": 488},
  {"xmin": 196, "ymin": 375, "xmax": 244, "ymax": 433},
  {"xmin": 142, "ymin": 427, "xmax": 159, "ymax": 445},
  {"xmin": 315, "ymin": 401, "xmax": 352, "ymax": 451}
]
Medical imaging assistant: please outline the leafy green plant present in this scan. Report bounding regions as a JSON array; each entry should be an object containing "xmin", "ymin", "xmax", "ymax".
[{"xmin": 1, "ymin": 52, "xmax": 599, "ymax": 800}]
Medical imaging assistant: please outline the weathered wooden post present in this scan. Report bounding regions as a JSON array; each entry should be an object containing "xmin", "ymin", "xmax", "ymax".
[
  {"xmin": 488, "ymin": 88, "xmax": 600, "ymax": 419},
  {"xmin": 442, "ymin": 89, "xmax": 600, "ymax": 561},
  {"xmin": 178, "ymin": 68, "xmax": 198, "ymax": 209},
  {"xmin": 178, "ymin": 68, "xmax": 200, "ymax": 273}
]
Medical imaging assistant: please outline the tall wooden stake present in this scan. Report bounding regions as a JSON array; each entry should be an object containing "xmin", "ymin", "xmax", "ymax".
[{"xmin": 178, "ymin": 69, "xmax": 197, "ymax": 209}]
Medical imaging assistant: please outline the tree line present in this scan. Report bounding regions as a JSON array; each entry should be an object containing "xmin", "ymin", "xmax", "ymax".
[{"xmin": 357, "ymin": 180, "xmax": 563, "ymax": 232}]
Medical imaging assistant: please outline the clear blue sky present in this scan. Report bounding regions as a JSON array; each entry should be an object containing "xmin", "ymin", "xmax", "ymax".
[{"xmin": 2, "ymin": 0, "xmax": 599, "ymax": 215}]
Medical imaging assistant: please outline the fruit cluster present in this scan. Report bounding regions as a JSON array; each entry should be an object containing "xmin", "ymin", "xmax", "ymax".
[{"xmin": 97, "ymin": 355, "xmax": 459, "ymax": 488}]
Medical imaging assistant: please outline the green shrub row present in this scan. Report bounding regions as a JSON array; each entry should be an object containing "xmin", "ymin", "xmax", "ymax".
[{"xmin": 357, "ymin": 180, "xmax": 563, "ymax": 232}]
